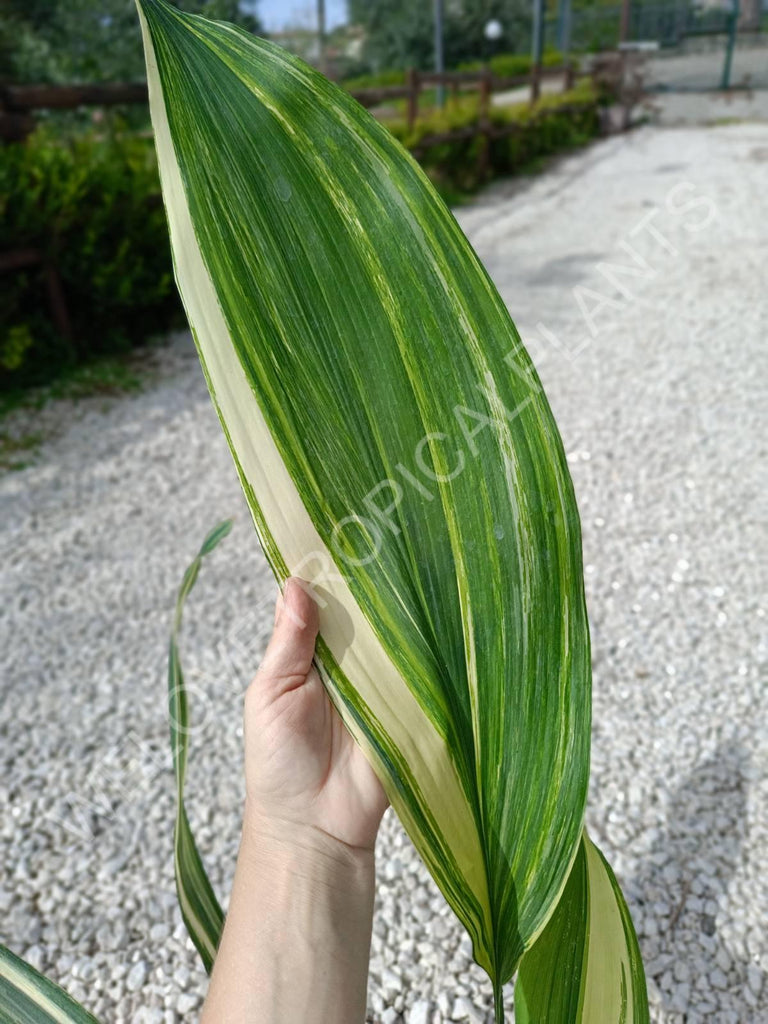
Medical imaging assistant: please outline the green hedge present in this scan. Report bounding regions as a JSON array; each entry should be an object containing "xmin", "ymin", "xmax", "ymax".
[
  {"xmin": 1, "ymin": 83, "xmax": 601, "ymax": 392},
  {"xmin": 457, "ymin": 48, "xmax": 565, "ymax": 78},
  {"xmin": 0, "ymin": 127, "xmax": 179, "ymax": 391},
  {"xmin": 342, "ymin": 68, "xmax": 407, "ymax": 91},
  {"xmin": 342, "ymin": 50, "xmax": 566, "ymax": 92},
  {"xmin": 387, "ymin": 79, "xmax": 601, "ymax": 195}
]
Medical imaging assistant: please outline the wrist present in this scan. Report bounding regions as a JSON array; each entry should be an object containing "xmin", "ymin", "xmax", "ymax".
[
  {"xmin": 241, "ymin": 802, "xmax": 376, "ymax": 882},
  {"xmin": 203, "ymin": 805, "xmax": 377, "ymax": 1024},
  {"xmin": 236, "ymin": 804, "xmax": 377, "ymax": 970}
]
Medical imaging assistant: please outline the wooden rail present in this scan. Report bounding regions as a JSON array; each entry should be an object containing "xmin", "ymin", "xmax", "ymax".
[
  {"xmin": 0, "ymin": 64, "xmax": 580, "ymax": 141},
  {"xmin": 2, "ymin": 56, "xmax": 638, "ymax": 344}
]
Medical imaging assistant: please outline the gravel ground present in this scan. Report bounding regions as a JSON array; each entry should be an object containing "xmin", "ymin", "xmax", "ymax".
[{"xmin": 2, "ymin": 123, "xmax": 767, "ymax": 1023}]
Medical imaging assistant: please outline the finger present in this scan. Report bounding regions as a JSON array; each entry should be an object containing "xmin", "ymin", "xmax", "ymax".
[{"xmin": 256, "ymin": 578, "xmax": 320, "ymax": 694}]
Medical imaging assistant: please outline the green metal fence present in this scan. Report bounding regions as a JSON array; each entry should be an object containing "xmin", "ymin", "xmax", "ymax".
[{"xmin": 545, "ymin": 1, "xmax": 768, "ymax": 92}]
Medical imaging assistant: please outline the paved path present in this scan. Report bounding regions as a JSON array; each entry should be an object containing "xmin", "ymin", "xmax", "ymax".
[{"xmin": 1, "ymin": 124, "xmax": 766, "ymax": 1023}]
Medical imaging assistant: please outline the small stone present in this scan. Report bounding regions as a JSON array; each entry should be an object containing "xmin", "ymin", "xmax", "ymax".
[
  {"xmin": 381, "ymin": 967, "xmax": 402, "ymax": 1000},
  {"xmin": 670, "ymin": 980, "xmax": 690, "ymax": 1012},
  {"xmin": 437, "ymin": 991, "xmax": 451, "ymax": 1016},
  {"xmin": 673, "ymin": 960, "xmax": 691, "ymax": 983},
  {"xmin": 381, "ymin": 1009, "xmax": 399, "ymax": 1024},
  {"xmin": 709, "ymin": 966, "xmax": 728, "ymax": 990},
  {"xmin": 176, "ymin": 992, "xmax": 200, "ymax": 1015},
  {"xmin": 126, "ymin": 961, "xmax": 147, "ymax": 992},
  {"xmin": 173, "ymin": 965, "xmax": 190, "ymax": 988},
  {"xmin": 408, "ymin": 999, "xmax": 433, "ymax": 1024},
  {"xmin": 24, "ymin": 946, "xmax": 44, "ymax": 972},
  {"xmin": 73, "ymin": 958, "xmax": 96, "ymax": 983},
  {"xmin": 746, "ymin": 964, "xmax": 763, "ymax": 997},
  {"xmin": 715, "ymin": 946, "xmax": 732, "ymax": 972},
  {"xmin": 451, "ymin": 996, "xmax": 485, "ymax": 1023},
  {"xmin": 134, "ymin": 1010, "xmax": 164, "ymax": 1024}
]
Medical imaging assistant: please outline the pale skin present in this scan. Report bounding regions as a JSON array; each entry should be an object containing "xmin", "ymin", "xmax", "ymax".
[{"xmin": 201, "ymin": 578, "xmax": 389, "ymax": 1024}]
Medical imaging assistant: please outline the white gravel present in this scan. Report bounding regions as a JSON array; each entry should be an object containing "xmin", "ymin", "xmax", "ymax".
[{"xmin": 1, "ymin": 123, "xmax": 767, "ymax": 1023}]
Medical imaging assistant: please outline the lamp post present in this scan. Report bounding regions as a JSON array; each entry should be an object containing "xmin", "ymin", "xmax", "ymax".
[
  {"xmin": 722, "ymin": 0, "xmax": 741, "ymax": 90},
  {"xmin": 532, "ymin": 0, "xmax": 545, "ymax": 66},
  {"xmin": 619, "ymin": 0, "xmax": 631, "ymax": 44},
  {"xmin": 434, "ymin": 0, "xmax": 445, "ymax": 107},
  {"xmin": 484, "ymin": 17, "xmax": 503, "ymax": 63},
  {"xmin": 531, "ymin": 0, "xmax": 545, "ymax": 100},
  {"xmin": 557, "ymin": 0, "xmax": 572, "ymax": 57}
]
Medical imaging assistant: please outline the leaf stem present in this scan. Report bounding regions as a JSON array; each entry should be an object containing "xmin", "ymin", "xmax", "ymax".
[{"xmin": 493, "ymin": 980, "xmax": 505, "ymax": 1023}]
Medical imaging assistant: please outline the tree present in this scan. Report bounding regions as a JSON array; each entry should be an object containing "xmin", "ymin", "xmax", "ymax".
[
  {"xmin": 0, "ymin": 0, "xmax": 262, "ymax": 84},
  {"xmin": 346, "ymin": 0, "xmax": 532, "ymax": 71}
]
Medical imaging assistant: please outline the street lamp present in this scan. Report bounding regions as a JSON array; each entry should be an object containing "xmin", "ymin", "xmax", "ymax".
[
  {"xmin": 434, "ymin": 0, "xmax": 445, "ymax": 107},
  {"xmin": 484, "ymin": 18, "xmax": 503, "ymax": 70},
  {"xmin": 484, "ymin": 19, "xmax": 503, "ymax": 44}
]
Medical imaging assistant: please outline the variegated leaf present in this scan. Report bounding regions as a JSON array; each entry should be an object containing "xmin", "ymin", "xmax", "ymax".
[
  {"xmin": 137, "ymin": 0, "xmax": 599, "ymax": 1015},
  {"xmin": 0, "ymin": 944, "xmax": 99, "ymax": 1024},
  {"xmin": 167, "ymin": 519, "xmax": 232, "ymax": 971},
  {"xmin": 515, "ymin": 832, "xmax": 649, "ymax": 1023}
]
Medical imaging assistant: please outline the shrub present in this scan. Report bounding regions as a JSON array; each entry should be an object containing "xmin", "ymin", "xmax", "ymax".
[
  {"xmin": 457, "ymin": 48, "xmax": 565, "ymax": 78},
  {"xmin": 1, "ymin": 79, "xmax": 600, "ymax": 393},
  {"xmin": 342, "ymin": 68, "xmax": 407, "ymax": 91},
  {"xmin": 387, "ymin": 79, "xmax": 600, "ymax": 195},
  {"xmin": 0, "ymin": 126, "xmax": 181, "ymax": 391}
]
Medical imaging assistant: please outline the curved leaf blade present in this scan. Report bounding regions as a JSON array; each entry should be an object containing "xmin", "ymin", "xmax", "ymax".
[
  {"xmin": 138, "ymin": 0, "xmax": 592, "ymax": 994},
  {"xmin": 0, "ymin": 945, "xmax": 99, "ymax": 1024},
  {"xmin": 515, "ymin": 833, "xmax": 650, "ymax": 1024},
  {"xmin": 168, "ymin": 519, "xmax": 233, "ymax": 970}
]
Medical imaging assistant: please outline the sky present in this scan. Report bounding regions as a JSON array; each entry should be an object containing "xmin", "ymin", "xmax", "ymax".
[{"xmin": 255, "ymin": 0, "xmax": 348, "ymax": 32}]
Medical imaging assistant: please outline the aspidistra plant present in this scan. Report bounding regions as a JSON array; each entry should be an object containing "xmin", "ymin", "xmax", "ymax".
[
  {"xmin": 0, "ymin": 1, "xmax": 648, "ymax": 1020},
  {"xmin": 136, "ymin": 0, "xmax": 647, "ymax": 1019}
]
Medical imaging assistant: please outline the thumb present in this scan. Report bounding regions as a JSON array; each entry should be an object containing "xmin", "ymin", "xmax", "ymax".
[{"xmin": 256, "ymin": 578, "xmax": 320, "ymax": 696}]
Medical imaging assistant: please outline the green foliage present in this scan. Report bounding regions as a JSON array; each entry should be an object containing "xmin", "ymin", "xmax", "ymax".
[
  {"xmin": 458, "ymin": 48, "xmax": 565, "ymax": 77},
  {"xmin": 342, "ymin": 51, "xmax": 566, "ymax": 93},
  {"xmin": 0, "ymin": 127, "xmax": 181, "ymax": 391},
  {"xmin": 386, "ymin": 80, "xmax": 600, "ymax": 195},
  {"xmin": 342, "ymin": 68, "xmax": 407, "ymax": 91},
  {"xmin": 0, "ymin": 0, "xmax": 262, "ymax": 83},
  {"xmin": 347, "ymin": 0, "xmax": 533, "ymax": 72},
  {"xmin": 0, "ymin": 83, "xmax": 600, "ymax": 394}
]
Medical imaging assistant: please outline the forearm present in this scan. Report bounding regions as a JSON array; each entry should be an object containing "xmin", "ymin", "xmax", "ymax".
[{"xmin": 201, "ymin": 810, "xmax": 376, "ymax": 1024}]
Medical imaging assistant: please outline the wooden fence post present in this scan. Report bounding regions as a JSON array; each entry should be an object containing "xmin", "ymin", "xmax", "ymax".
[
  {"xmin": 0, "ymin": 249, "xmax": 72, "ymax": 342},
  {"xmin": 477, "ymin": 70, "xmax": 492, "ymax": 180},
  {"xmin": 406, "ymin": 69, "xmax": 420, "ymax": 131},
  {"xmin": 479, "ymin": 70, "xmax": 491, "ymax": 121},
  {"xmin": 564, "ymin": 61, "xmax": 575, "ymax": 91}
]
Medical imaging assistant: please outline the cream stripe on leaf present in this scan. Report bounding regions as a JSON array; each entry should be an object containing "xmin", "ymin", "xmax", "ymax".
[
  {"xmin": 137, "ymin": 0, "xmax": 596, "ymax": 1013},
  {"xmin": 515, "ymin": 832, "xmax": 650, "ymax": 1023},
  {"xmin": 0, "ymin": 944, "xmax": 99, "ymax": 1023}
]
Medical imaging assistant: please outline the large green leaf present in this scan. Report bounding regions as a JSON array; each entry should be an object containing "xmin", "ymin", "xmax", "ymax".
[
  {"xmin": 515, "ymin": 833, "xmax": 649, "ymax": 1023},
  {"xmin": 0, "ymin": 945, "xmax": 99, "ymax": 1024},
  {"xmin": 137, "ymin": 0, "xmax": 593, "ymax": 1012}
]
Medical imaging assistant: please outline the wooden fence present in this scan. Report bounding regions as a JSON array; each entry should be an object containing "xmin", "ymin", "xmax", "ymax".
[
  {"xmin": 0, "ymin": 64, "xmax": 582, "ymax": 143},
  {"xmin": 1, "ymin": 55, "xmax": 640, "ymax": 345}
]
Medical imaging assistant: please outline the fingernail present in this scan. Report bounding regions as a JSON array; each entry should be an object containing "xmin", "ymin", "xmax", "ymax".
[{"xmin": 283, "ymin": 578, "xmax": 307, "ymax": 628}]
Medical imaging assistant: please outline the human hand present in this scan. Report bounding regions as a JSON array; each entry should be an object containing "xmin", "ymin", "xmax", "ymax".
[
  {"xmin": 202, "ymin": 579, "xmax": 386, "ymax": 1023},
  {"xmin": 243, "ymin": 578, "xmax": 389, "ymax": 853}
]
